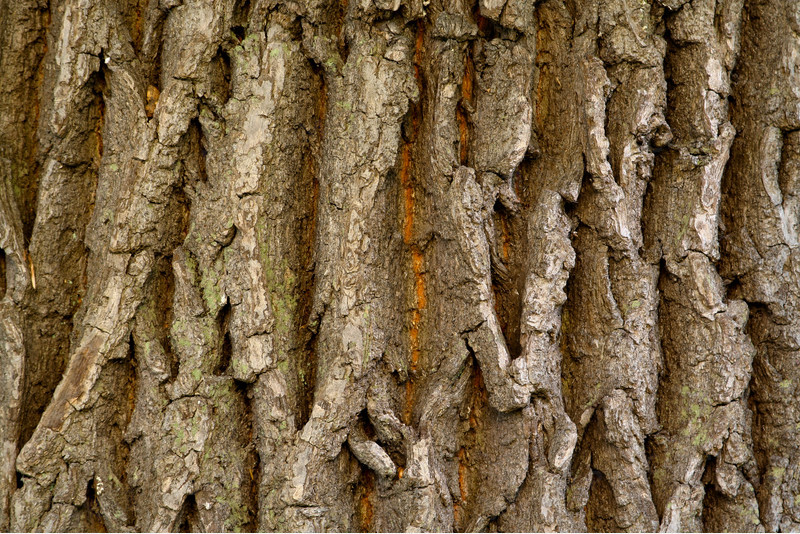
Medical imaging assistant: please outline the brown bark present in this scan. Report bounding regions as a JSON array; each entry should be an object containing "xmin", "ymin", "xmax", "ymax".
[{"xmin": 1, "ymin": 0, "xmax": 799, "ymax": 531}]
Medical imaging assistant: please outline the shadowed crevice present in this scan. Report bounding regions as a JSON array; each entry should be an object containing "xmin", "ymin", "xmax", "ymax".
[
  {"xmin": 0, "ymin": 249, "xmax": 6, "ymax": 300},
  {"xmin": 73, "ymin": 478, "xmax": 107, "ymax": 533},
  {"xmin": 175, "ymin": 493, "xmax": 199, "ymax": 533},
  {"xmin": 19, "ymin": 63, "xmax": 107, "ymax": 450},
  {"xmin": 295, "ymin": 61, "xmax": 327, "ymax": 431},
  {"xmin": 215, "ymin": 302, "xmax": 232, "ymax": 376}
]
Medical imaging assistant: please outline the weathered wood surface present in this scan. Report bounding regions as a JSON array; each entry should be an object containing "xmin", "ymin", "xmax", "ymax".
[{"xmin": 2, "ymin": 0, "xmax": 799, "ymax": 531}]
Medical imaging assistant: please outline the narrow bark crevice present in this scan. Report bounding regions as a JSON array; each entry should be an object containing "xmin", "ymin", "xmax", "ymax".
[
  {"xmin": 719, "ymin": 2, "xmax": 800, "ymax": 524},
  {"xmin": 231, "ymin": 0, "xmax": 250, "ymax": 34},
  {"xmin": 351, "ymin": 408, "xmax": 380, "ymax": 532},
  {"xmin": 356, "ymin": 467, "xmax": 375, "ymax": 533},
  {"xmin": 453, "ymin": 356, "xmax": 485, "ymax": 530},
  {"xmin": 19, "ymin": 63, "xmax": 106, "ymax": 449},
  {"xmin": 294, "ymin": 61, "xmax": 326, "ymax": 431},
  {"xmin": 76, "ymin": 478, "xmax": 108, "ymax": 533},
  {"xmin": 161, "ymin": 258, "xmax": 180, "ymax": 384},
  {"xmin": 217, "ymin": 335, "xmax": 233, "ymax": 377},
  {"xmin": 208, "ymin": 48, "xmax": 233, "ymax": 109},
  {"xmin": 457, "ymin": 43, "xmax": 473, "ymax": 167},
  {"xmin": 140, "ymin": 3, "xmax": 165, "ymax": 90},
  {"xmin": 234, "ymin": 378, "xmax": 258, "ymax": 532},
  {"xmin": 185, "ymin": 118, "xmax": 208, "ymax": 185},
  {"xmin": 100, "ymin": 353, "xmax": 139, "ymax": 530},
  {"xmin": 490, "ymin": 196, "xmax": 523, "ymax": 359},
  {"xmin": 93, "ymin": 69, "xmax": 106, "ymax": 163},
  {"xmin": 0, "ymin": 250, "xmax": 6, "ymax": 300},
  {"xmin": 700, "ymin": 455, "xmax": 718, "ymax": 530},
  {"xmin": 215, "ymin": 303, "xmax": 232, "ymax": 375},
  {"xmin": 0, "ymin": 0, "xmax": 49, "ymax": 243},
  {"xmin": 584, "ymin": 467, "xmax": 615, "ymax": 531},
  {"xmin": 125, "ymin": 0, "xmax": 148, "ymax": 55},
  {"xmin": 249, "ymin": 448, "xmax": 261, "ymax": 532},
  {"xmin": 175, "ymin": 494, "xmax": 199, "ymax": 533},
  {"xmin": 296, "ymin": 322, "xmax": 317, "ymax": 430},
  {"xmin": 401, "ymin": 21, "xmax": 426, "ymax": 428}
]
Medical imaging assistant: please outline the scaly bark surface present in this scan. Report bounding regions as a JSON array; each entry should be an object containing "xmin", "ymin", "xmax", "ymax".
[{"xmin": 1, "ymin": 0, "xmax": 799, "ymax": 531}]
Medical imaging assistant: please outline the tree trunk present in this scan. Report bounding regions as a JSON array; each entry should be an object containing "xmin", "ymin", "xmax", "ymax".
[{"xmin": 1, "ymin": 0, "xmax": 799, "ymax": 531}]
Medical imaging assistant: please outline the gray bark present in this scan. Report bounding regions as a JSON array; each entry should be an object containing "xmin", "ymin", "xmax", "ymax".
[{"xmin": 1, "ymin": 0, "xmax": 799, "ymax": 531}]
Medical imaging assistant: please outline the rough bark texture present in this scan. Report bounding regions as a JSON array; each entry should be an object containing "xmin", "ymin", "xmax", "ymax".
[{"xmin": 1, "ymin": 0, "xmax": 799, "ymax": 531}]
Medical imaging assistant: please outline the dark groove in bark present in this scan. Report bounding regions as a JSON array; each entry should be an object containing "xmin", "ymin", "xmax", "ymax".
[
  {"xmin": 111, "ymin": 351, "xmax": 138, "ymax": 529},
  {"xmin": 490, "ymin": 199, "xmax": 523, "ymax": 359},
  {"xmin": 356, "ymin": 467, "xmax": 375, "ymax": 532},
  {"xmin": 719, "ymin": 2, "xmax": 800, "ymax": 528},
  {"xmin": 0, "ymin": 251, "xmax": 5, "ymax": 300},
  {"xmin": 141, "ymin": 3, "xmax": 165, "ymax": 90},
  {"xmin": 249, "ymin": 447, "xmax": 261, "ymax": 532},
  {"xmin": 234, "ymin": 378, "xmax": 258, "ymax": 532},
  {"xmin": 218, "ymin": 333, "xmax": 232, "ymax": 376},
  {"xmin": 401, "ymin": 20, "xmax": 425, "ymax": 427},
  {"xmin": 162, "ymin": 258, "xmax": 180, "ymax": 383},
  {"xmin": 19, "ymin": 64, "xmax": 106, "ymax": 448},
  {"xmin": 296, "ymin": 63, "xmax": 326, "ymax": 431},
  {"xmin": 126, "ymin": 0, "xmax": 147, "ymax": 54},
  {"xmin": 79, "ymin": 478, "xmax": 108, "ymax": 532},
  {"xmin": 175, "ymin": 494, "xmax": 199, "ymax": 533},
  {"xmin": 0, "ymin": 0, "xmax": 49, "ymax": 242},
  {"xmin": 457, "ymin": 43, "xmax": 473, "ymax": 167},
  {"xmin": 454, "ymin": 356, "xmax": 485, "ymax": 530}
]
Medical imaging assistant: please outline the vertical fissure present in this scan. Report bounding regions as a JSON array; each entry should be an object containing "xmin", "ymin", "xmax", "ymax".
[
  {"xmin": 175, "ymin": 494, "xmax": 199, "ymax": 533},
  {"xmin": 296, "ymin": 61, "xmax": 327, "ymax": 430},
  {"xmin": 234, "ymin": 377, "xmax": 259, "ymax": 532},
  {"xmin": 78, "ymin": 478, "xmax": 108, "ymax": 533},
  {"xmin": 19, "ymin": 63, "xmax": 106, "ymax": 449},
  {"xmin": 357, "ymin": 467, "xmax": 375, "ymax": 532},
  {"xmin": 457, "ymin": 43, "xmax": 473, "ymax": 167},
  {"xmin": 720, "ymin": 5, "xmax": 800, "ymax": 521},
  {"xmin": 215, "ymin": 303, "xmax": 232, "ymax": 375},
  {"xmin": 402, "ymin": 20, "xmax": 426, "ymax": 427},
  {"xmin": 490, "ymin": 195, "xmax": 523, "ymax": 358},
  {"xmin": 453, "ymin": 353, "xmax": 485, "ymax": 528},
  {"xmin": 0, "ymin": 250, "xmax": 6, "ymax": 301}
]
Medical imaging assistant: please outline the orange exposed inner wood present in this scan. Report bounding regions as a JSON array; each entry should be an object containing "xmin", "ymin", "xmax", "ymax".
[
  {"xmin": 458, "ymin": 447, "xmax": 468, "ymax": 500},
  {"xmin": 145, "ymin": 85, "xmax": 160, "ymax": 118},
  {"xmin": 402, "ymin": 142, "xmax": 425, "ymax": 425},
  {"xmin": 493, "ymin": 213, "xmax": 512, "ymax": 334},
  {"xmin": 499, "ymin": 213, "xmax": 511, "ymax": 262},
  {"xmin": 456, "ymin": 365, "xmax": 485, "ymax": 520},
  {"xmin": 131, "ymin": 1, "xmax": 144, "ymax": 52},
  {"xmin": 359, "ymin": 469, "xmax": 374, "ymax": 531},
  {"xmin": 458, "ymin": 51, "xmax": 473, "ymax": 166},
  {"xmin": 414, "ymin": 21, "xmax": 424, "ymax": 79},
  {"xmin": 94, "ymin": 92, "xmax": 105, "ymax": 161},
  {"xmin": 403, "ymin": 23, "xmax": 426, "ymax": 426},
  {"xmin": 453, "ymin": 447, "xmax": 468, "ymax": 523}
]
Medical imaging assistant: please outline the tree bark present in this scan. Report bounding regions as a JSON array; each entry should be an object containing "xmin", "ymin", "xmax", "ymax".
[{"xmin": 1, "ymin": 0, "xmax": 799, "ymax": 531}]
